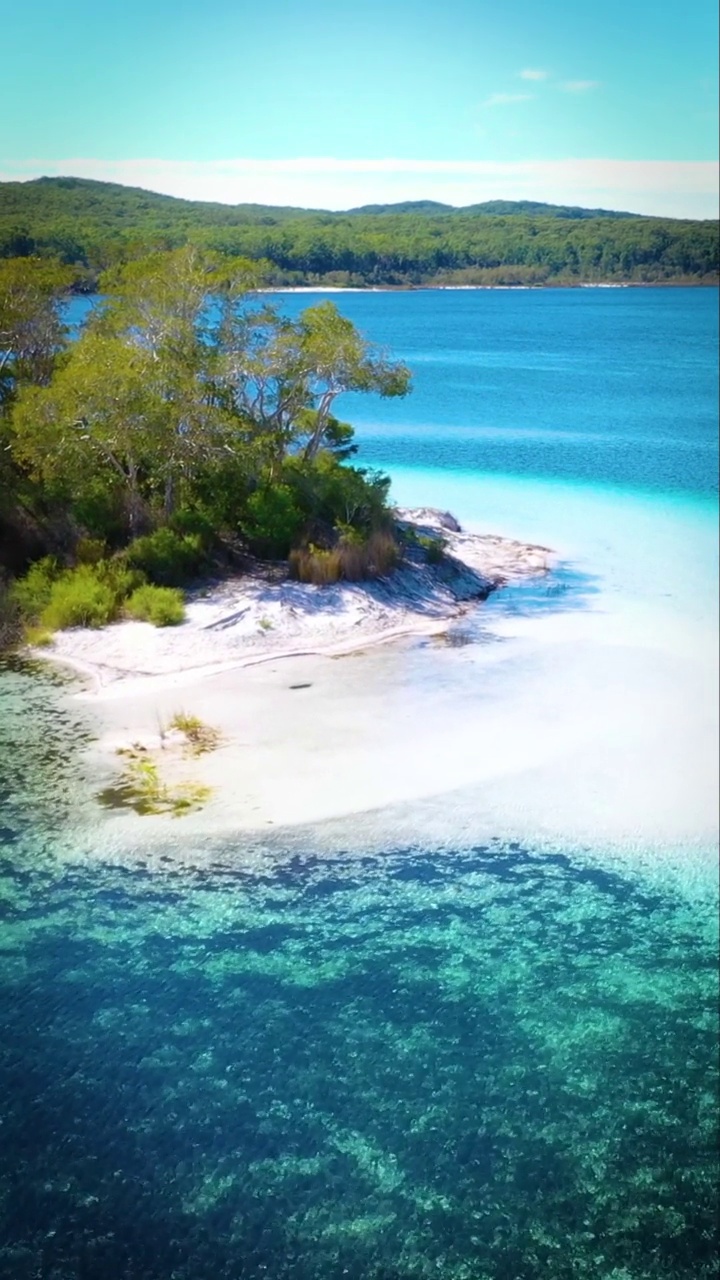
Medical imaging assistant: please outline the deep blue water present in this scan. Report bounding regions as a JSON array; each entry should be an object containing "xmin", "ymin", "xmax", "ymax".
[
  {"xmin": 3, "ymin": 289, "xmax": 718, "ymax": 1279},
  {"xmin": 272, "ymin": 287, "xmax": 719, "ymax": 497}
]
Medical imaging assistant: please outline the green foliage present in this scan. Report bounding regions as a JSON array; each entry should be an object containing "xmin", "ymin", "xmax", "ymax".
[
  {"xmin": 0, "ymin": 257, "xmax": 73, "ymax": 405},
  {"xmin": 74, "ymin": 536, "xmax": 107, "ymax": 565},
  {"xmin": 124, "ymin": 528, "xmax": 207, "ymax": 586},
  {"xmin": 417, "ymin": 533, "xmax": 446, "ymax": 564},
  {"xmin": 24, "ymin": 625, "xmax": 54, "ymax": 647},
  {"xmin": 9, "ymin": 556, "xmax": 61, "ymax": 621},
  {"xmin": 242, "ymin": 484, "xmax": 305, "ymax": 558},
  {"xmin": 40, "ymin": 566, "xmax": 118, "ymax": 630},
  {"xmin": 100, "ymin": 749, "xmax": 211, "ymax": 817},
  {"xmin": 0, "ymin": 177, "xmax": 716, "ymax": 284},
  {"xmin": 2, "ymin": 242, "xmax": 407, "ymax": 596},
  {"xmin": 169, "ymin": 507, "xmax": 217, "ymax": 544},
  {"xmin": 9, "ymin": 555, "xmax": 147, "ymax": 634},
  {"xmin": 125, "ymin": 584, "xmax": 185, "ymax": 626},
  {"xmin": 284, "ymin": 454, "xmax": 392, "ymax": 538},
  {"xmin": 92, "ymin": 558, "xmax": 144, "ymax": 601}
]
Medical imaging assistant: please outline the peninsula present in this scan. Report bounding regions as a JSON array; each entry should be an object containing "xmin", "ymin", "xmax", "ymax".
[{"xmin": 38, "ymin": 507, "xmax": 553, "ymax": 838}]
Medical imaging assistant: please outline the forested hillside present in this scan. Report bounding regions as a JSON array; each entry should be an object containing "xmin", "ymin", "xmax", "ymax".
[{"xmin": 1, "ymin": 177, "xmax": 717, "ymax": 287}]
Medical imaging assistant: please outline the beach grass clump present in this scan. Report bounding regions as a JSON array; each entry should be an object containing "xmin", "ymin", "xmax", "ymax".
[
  {"xmin": 289, "ymin": 531, "xmax": 400, "ymax": 585},
  {"xmin": 289, "ymin": 545, "xmax": 342, "ymax": 584},
  {"xmin": 101, "ymin": 751, "xmax": 211, "ymax": 817},
  {"xmin": 125, "ymin": 584, "xmax": 185, "ymax": 627},
  {"xmin": 168, "ymin": 711, "xmax": 222, "ymax": 755},
  {"xmin": 417, "ymin": 533, "xmax": 446, "ymax": 564}
]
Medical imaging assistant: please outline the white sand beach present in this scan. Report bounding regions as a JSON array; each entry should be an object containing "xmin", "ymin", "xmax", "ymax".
[{"xmin": 35, "ymin": 510, "xmax": 554, "ymax": 839}]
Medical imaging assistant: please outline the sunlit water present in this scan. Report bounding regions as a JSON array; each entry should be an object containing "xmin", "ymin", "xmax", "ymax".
[{"xmin": 1, "ymin": 289, "xmax": 717, "ymax": 1278}]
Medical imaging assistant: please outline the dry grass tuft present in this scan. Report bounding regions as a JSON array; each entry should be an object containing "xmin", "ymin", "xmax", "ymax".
[
  {"xmin": 289, "ymin": 532, "xmax": 400, "ymax": 585},
  {"xmin": 168, "ymin": 711, "xmax": 222, "ymax": 755}
]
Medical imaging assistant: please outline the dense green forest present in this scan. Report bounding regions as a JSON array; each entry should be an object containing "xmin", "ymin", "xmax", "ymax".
[
  {"xmin": 0, "ymin": 248, "xmax": 413, "ymax": 644},
  {"xmin": 1, "ymin": 177, "xmax": 717, "ymax": 287}
]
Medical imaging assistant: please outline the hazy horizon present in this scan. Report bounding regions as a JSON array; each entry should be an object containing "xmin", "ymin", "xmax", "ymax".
[{"xmin": 2, "ymin": 1, "xmax": 717, "ymax": 220}]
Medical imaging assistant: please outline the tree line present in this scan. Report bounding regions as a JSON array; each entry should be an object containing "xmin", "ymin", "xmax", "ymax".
[{"xmin": 1, "ymin": 177, "xmax": 717, "ymax": 287}]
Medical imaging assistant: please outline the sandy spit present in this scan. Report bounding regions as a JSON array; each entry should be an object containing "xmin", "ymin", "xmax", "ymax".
[{"xmin": 33, "ymin": 509, "xmax": 553, "ymax": 842}]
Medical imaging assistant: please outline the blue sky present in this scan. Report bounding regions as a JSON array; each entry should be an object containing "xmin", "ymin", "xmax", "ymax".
[{"xmin": 2, "ymin": 0, "xmax": 718, "ymax": 215}]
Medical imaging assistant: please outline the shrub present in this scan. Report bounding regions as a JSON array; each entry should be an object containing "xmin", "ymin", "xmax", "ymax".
[
  {"xmin": 41, "ymin": 567, "xmax": 118, "ymax": 630},
  {"xmin": 94, "ymin": 559, "xmax": 146, "ymax": 603},
  {"xmin": 75, "ymin": 537, "xmax": 107, "ymax": 565},
  {"xmin": 241, "ymin": 485, "xmax": 305, "ymax": 558},
  {"xmin": 170, "ymin": 508, "xmax": 216, "ymax": 544},
  {"xmin": 361, "ymin": 531, "xmax": 400, "ymax": 576},
  {"xmin": 125, "ymin": 584, "xmax": 185, "ymax": 627},
  {"xmin": 99, "ymin": 752, "xmax": 211, "ymax": 817},
  {"xmin": 10, "ymin": 557, "xmax": 61, "ymax": 621},
  {"xmin": 283, "ymin": 454, "xmax": 392, "ymax": 538},
  {"xmin": 125, "ymin": 527, "xmax": 207, "ymax": 586}
]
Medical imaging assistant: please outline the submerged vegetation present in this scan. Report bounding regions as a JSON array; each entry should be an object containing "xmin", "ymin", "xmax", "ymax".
[
  {"xmin": 1, "ymin": 176, "xmax": 718, "ymax": 286},
  {"xmin": 0, "ymin": 245, "xmax": 411, "ymax": 646},
  {"xmin": 104, "ymin": 717, "xmax": 222, "ymax": 817},
  {"xmin": 101, "ymin": 747, "xmax": 212, "ymax": 817}
]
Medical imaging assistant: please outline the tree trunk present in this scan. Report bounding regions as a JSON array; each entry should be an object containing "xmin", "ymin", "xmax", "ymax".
[{"xmin": 164, "ymin": 472, "xmax": 176, "ymax": 521}]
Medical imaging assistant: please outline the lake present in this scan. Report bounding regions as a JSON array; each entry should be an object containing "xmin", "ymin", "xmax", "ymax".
[{"xmin": 1, "ymin": 287, "xmax": 718, "ymax": 1279}]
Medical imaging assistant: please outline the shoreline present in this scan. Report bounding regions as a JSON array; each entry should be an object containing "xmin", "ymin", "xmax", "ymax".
[
  {"xmin": 33, "ymin": 508, "xmax": 554, "ymax": 838},
  {"xmin": 39, "ymin": 508, "xmax": 552, "ymax": 699},
  {"xmin": 266, "ymin": 280, "xmax": 718, "ymax": 293}
]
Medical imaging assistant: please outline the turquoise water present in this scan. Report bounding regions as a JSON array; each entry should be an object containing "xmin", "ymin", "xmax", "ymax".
[{"xmin": 2, "ymin": 289, "xmax": 718, "ymax": 1277}]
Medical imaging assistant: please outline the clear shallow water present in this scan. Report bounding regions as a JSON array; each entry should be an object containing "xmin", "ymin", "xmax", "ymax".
[{"xmin": 2, "ymin": 289, "xmax": 718, "ymax": 1278}]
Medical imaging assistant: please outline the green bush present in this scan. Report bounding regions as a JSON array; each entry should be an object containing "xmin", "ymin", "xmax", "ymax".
[
  {"xmin": 74, "ymin": 537, "xmax": 107, "ymax": 565},
  {"xmin": 10, "ymin": 557, "xmax": 62, "ymax": 621},
  {"xmin": 241, "ymin": 484, "xmax": 305, "ymax": 558},
  {"xmin": 94, "ymin": 559, "xmax": 146, "ymax": 602},
  {"xmin": 41, "ymin": 567, "xmax": 118, "ymax": 630},
  {"xmin": 125, "ymin": 527, "xmax": 207, "ymax": 586},
  {"xmin": 283, "ymin": 454, "xmax": 391, "ymax": 538},
  {"xmin": 170, "ymin": 508, "xmax": 216, "ymax": 544},
  {"xmin": 125, "ymin": 584, "xmax": 185, "ymax": 626}
]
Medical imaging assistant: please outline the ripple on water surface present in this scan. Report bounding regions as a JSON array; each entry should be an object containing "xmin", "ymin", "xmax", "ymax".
[{"xmin": 0, "ymin": 661, "xmax": 718, "ymax": 1280}]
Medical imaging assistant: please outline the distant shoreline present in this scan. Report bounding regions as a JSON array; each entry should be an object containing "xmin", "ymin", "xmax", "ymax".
[{"xmin": 266, "ymin": 280, "xmax": 718, "ymax": 293}]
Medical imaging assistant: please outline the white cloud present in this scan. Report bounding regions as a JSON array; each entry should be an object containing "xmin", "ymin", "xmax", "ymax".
[
  {"xmin": 481, "ymin": 92, "xmax": 534, "ymax": 107},
  {"xmin": 560, "ymin": 80, "xmax": 600, "ymax": 92},
  {"xmin": 519, "ymin": 69, "xmax": 548, "ymax": 81},
  {"xmin": 1, "ymin": 157, "xmax": 717, "ymax": 219}
]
